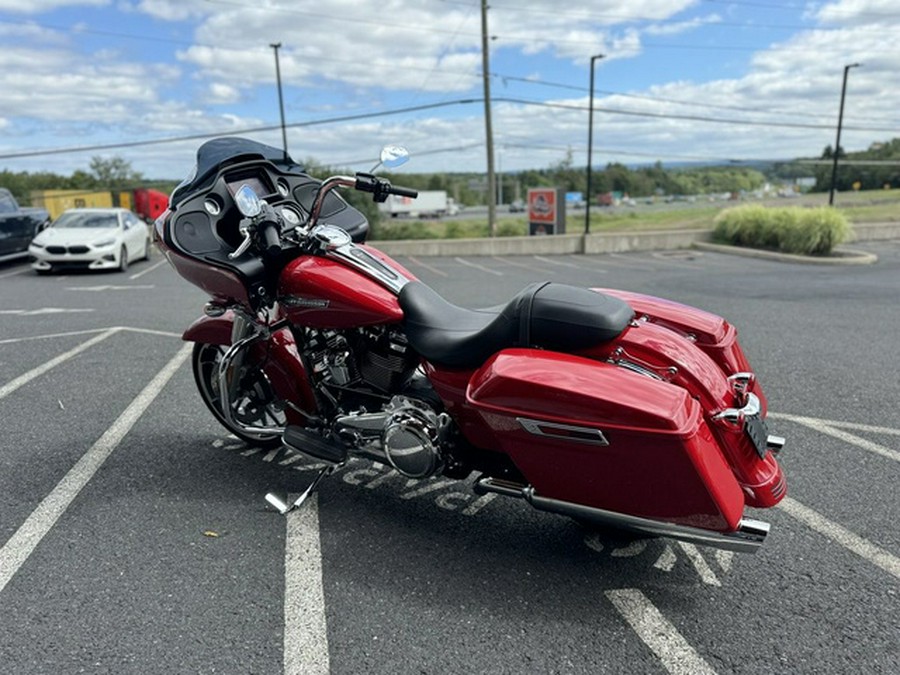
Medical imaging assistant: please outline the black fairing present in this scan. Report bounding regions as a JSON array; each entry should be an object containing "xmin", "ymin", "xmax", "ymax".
[{"xmin": 163, "ymin": 138, "xmax": 371, "ymax": 309}]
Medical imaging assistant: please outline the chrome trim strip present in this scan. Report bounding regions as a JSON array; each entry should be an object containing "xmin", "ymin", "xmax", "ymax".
[
  {"xmin": 326, "ymin": 240, "xmax": 410, "ymax": 294},
  {"xmin": 517, "ymin": 417, "xmax": 609, "ymax": 446}
]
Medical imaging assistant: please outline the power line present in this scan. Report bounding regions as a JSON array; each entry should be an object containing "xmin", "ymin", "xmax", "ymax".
[
  {"xmin": 491, "ymin": 73, "xmax": 900, "ymax": 127},
  {"xmin": 0, "ymin": 100, "xmax": 480, "ymax": 161},
  {"xmin": 3, "ymin": 95, "xmax": 897, "ymax": 163}
]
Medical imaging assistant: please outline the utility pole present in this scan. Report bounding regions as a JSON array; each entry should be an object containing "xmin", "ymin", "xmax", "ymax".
[
  {"xmin": 829, "ymin": 62, "xmax": 860, "ymax": 206},
  {"xmin": 270, "ymin": 42, "xmax": 288, "ymax": 159},
  {"xmin": 584, "ymin": 53, "xmax": 604, "ymax": 235},
  {"xmin": 481, "ymin": 0, "xmax": 497, "ymax": 236}
]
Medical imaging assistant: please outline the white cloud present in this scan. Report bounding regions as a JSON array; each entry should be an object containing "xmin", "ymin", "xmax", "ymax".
[
  {"xmin": 0, "ymin": 0, "xmax": 108, "ymax": 13},
  {"xmin": 811, "ymin": 0, "xmax": 900, "ymax": 25}
]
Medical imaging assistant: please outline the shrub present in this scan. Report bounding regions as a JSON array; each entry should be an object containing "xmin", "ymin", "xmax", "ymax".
[
  {"xmin": 371, "ymin": 220, "xmax": 440, "ymax": 240},
  {"xmin": 713, "ymin": 205, "xmax": 852, "ymax": 255}
]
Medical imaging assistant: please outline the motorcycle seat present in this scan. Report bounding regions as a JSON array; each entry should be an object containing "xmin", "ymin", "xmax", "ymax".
[{"xmin": 399, "ymin": 280, "xmax": 634, "ymax": 368}]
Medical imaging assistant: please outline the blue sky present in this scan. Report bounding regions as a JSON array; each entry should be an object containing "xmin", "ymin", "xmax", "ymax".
[{"xmin": 0, "ymin": 1, "xmax": 896, "ymax": 179}]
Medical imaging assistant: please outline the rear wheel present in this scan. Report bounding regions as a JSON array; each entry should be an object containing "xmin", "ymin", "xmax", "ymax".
[{"xmin": 191, "ymin": 342, "xmax": 284, "ymax": 449}]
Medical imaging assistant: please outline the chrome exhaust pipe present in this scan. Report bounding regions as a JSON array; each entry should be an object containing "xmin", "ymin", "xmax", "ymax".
[{"xmin": 474, "ymin": 477, "xmax": 769, "ymax": 554}]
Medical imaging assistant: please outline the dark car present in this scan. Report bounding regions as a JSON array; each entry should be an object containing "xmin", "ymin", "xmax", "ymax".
[{"xmin": 0, "ymin": 188, "xmax": 50, "ymax": 262}]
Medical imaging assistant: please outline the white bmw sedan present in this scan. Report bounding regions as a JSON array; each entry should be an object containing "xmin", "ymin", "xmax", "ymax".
[{"xmin": 29, "ymin": 208, "xmax": 151, "ymax": 274}]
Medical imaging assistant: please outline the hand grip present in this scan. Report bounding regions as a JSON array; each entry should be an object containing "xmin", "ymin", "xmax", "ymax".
[
  {"xmin": 390, "ymin": 186, "xmax": 418, "ymax": 198},
  {"xmin": 260, "ymin": 222, "xmax": 282, "ymax": 256}
]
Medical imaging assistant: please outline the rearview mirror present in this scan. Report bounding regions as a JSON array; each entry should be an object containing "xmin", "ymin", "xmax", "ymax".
[{"xmin": 380, "ymin": 145, "xmax": 410, "ymax": 169}]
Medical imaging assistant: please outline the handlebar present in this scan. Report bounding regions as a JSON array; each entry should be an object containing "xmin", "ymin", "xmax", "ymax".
[
  {"xmin": 260, "ymin": 222, "xmax": 282, "ymax": 257},
  {"xmin": 229, "ymin": 170, "xmax": 420, "ymax": 258}
]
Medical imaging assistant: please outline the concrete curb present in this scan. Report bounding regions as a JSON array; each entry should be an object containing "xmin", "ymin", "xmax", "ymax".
[
  {"xmin": 693, "ymin": 241, "xmax": 878, "ymax": 265},
  {"xmin": 370, "ymin": 220, "xmax": 897, "ymax": 258}
]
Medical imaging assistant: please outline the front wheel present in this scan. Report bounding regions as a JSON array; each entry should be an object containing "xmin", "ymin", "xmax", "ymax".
[{"xmin": 191, "ymin": 342, "xmax": 285, "ymax": 449}]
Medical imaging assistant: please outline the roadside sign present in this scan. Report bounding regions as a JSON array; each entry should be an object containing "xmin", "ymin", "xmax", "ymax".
[{"xmin": 527, "ymin": 188, "xmax": 566, "ymax": 235}]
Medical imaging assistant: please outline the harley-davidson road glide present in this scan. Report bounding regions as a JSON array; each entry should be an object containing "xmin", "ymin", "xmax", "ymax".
[{"xmin": 154, "ymin": 137, "xmax": 786, "ymax": 553}]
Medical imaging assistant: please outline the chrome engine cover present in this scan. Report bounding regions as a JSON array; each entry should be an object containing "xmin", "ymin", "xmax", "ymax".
[
  {"xmin": 383, "ymin": 398, "xmax": 446, "ymax": 478},
  {"xmin": 333, "ymin": 396, "xmax": 448, "ymax": 479}
]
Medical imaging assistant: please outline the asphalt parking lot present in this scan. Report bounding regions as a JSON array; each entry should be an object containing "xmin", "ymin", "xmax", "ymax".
[{"xmin": 1, "ymin": 241, "xmax": 898, "ymax": 674}]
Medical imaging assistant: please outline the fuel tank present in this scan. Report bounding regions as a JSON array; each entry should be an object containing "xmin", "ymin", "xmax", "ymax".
[{"xmin": 277, "ymin": 254, "xmax": 406, "ymax": 328}]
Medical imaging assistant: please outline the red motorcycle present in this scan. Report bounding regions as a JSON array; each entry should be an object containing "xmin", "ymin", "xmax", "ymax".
[{"xmin": 156, "ymin": 138, "xmax": 785, "ymax": 553}]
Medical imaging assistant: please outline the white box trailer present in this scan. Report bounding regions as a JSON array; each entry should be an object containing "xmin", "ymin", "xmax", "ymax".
[{"xmin": 379, "ymin": 190, "xmax": 459, "ymax": 218}]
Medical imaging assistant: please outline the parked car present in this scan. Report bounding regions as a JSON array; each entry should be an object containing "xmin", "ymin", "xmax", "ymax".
[
  {"xmin": 28, "ymin": 208, "xmax": 151, "ymax": 274},
  {"xmin": 508, "ymin": 199, "xmax": 526, "ymax": 213},
  {"xmin": 0, "ymin": 188, "xmax": 50, "ymax": 263}
]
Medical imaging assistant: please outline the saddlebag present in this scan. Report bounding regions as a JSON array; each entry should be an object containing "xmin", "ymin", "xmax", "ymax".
[{"xmin": 466, "ymin": 348, "xmax": 747, "ymax": 532}]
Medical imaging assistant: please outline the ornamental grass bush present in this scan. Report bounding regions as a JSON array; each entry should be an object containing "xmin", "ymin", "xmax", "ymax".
[{"xmin": 713, "ymin": 204, "xmax": 852, "ymax": 255}]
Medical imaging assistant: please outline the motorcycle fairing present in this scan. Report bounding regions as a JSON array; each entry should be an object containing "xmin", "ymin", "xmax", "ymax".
[{"xmin": 465, "ymin": 348, "xmax": 746, "ymax": 531}]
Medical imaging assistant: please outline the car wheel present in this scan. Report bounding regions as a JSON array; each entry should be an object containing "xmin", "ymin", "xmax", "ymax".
[
  {"xmin": 118, "ymin": 245, "xmax": 129, "ymax": 272},
  {"xmin": 35, "ymin": 267, "xmax": 52, "ymax": 276},
  {"xmin": 142, "ymin": 236, "xmax": 151, "ymax": 261}
]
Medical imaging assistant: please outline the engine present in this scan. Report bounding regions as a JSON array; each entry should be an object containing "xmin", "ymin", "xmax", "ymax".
[
  {"xmin": 303, "ymin": 325, "xmax": 419, "ymax": 394},
  {"xmin": 299, "ymin": 326, "xmax": 449, "ymax": 478}
]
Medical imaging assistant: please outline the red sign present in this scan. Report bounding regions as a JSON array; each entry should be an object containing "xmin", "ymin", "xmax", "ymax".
[{"xmin": 528, "ymin": 188, "xmax": 557, "ymax": 224}]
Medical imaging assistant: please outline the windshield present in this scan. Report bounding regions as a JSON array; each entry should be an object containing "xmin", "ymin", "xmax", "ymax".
[
  {"xmin": 53, "ymin": 212, "xmax": 120, "ymax": 229},
  {"xmin": 169, "ymin": 137, "xmax": 304, "ymax": 208}
]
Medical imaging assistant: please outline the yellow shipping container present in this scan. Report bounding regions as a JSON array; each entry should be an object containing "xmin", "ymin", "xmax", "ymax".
[{"xmin": 30, "ymin": 189, "xmax": 116, "ymax": 220}]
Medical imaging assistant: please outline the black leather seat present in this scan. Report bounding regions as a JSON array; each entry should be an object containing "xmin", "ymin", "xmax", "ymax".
[{"xmin": 398, "ymin": 281, "xmax": 634, "ymax": 368}]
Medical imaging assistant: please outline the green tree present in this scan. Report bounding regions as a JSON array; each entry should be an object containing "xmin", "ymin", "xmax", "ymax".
[{"xmin": 89, "ymin": 156, "xmax": 143, "ymax": 188}]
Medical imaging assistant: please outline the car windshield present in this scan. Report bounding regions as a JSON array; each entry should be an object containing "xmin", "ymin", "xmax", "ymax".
[{"xmin": 53, "ymin": 212, "xmax": 119, "ymax": 229}]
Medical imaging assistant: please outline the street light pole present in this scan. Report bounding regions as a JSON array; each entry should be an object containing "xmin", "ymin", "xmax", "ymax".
[
  {"xmin": 270, "ymin": 42, "xmax": 288, "ymax": 159},
  {"xmin": 829, "ymin": 62, "xmax": 860, "ymax": 206},
  {"xmin": 585, "ymin": 53, "xmax": 604, "ymax": 235}
]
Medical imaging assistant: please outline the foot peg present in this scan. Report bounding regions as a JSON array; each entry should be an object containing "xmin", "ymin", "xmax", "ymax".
[{"xmin": 266, "ymin": 465, "xmax": 333, "ymax": 515}]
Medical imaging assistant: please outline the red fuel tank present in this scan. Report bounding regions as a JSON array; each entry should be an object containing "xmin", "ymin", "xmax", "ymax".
[{"xmin": 278, "ymin": 254, "xmax": 405, "ymax": 328}]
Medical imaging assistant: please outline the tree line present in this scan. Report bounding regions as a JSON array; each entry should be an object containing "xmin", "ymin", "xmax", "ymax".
[{"xmin": 5, "ymin": 138, "xmax": 898, "ymax": 211}]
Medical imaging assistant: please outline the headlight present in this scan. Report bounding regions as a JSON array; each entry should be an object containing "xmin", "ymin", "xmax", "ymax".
[
  {"xmin": 93, "ymin": 238, "xmax": 116, "ymax": 247},
  {"xmin": 30, "ymin": 241, "xmax": 45, "ymax": 249}
]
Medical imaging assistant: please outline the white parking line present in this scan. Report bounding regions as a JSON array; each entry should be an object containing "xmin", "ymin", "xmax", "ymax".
[
  {"xmin": 605, "ymin": 588, "xmax": 717, "ymax": 675},
  {"xmin": 0, "ymin": 328, "xmax": 110, "ymax": 345},
  {"xmin": 491, "ymin": 255, "xmax": 556, "ymax": 274},
  {"xmin": 406, "ymin": 256, "xmax": 448, "ymax": 277},
  {"xmin": 533, "ymin": 255, "xmax": 579, "ymax": 268},
  {"xmin": 66, "ymin": 284, "xmax": 155, "ymax": 291},
  {"xmin": 129, "ymin": 258, "xmax": 168, "ymax": 280},
  {"xmin": 769, "ymin": 412, "xmax": 900, "ymax": 463},
  {"xmin": 284, "ymin": 494, "xmax": 330, "ymax": 675},
  {"xmin": 454, "ymin": 257, "xmax": 503, "ymax": 276},
  {"xmin": 0, "ymin": 343, "xmax": 191, "ymax": 595},
  {"xmin": 0, "ymin": 328, "xmax": 119, "ymax": 401},
  {"xmin": 778, "ymin": 497, "xmax": 900, "ymax": 580}
]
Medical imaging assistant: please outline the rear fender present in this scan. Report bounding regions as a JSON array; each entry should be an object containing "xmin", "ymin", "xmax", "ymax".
[{"xmin": 595, "ymin": 288, "xmax": 766, "ymax": 410}]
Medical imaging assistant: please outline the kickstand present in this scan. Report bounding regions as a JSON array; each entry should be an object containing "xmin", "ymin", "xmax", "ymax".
[{"xmin": 265, "ymin": 465, "xmax": 333, "ymax": 515}]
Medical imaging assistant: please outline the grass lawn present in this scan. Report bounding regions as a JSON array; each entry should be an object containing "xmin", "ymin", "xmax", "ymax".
[{"xmin": 371, "ymin": 190, "xmax": 899, "ymax": 240}]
